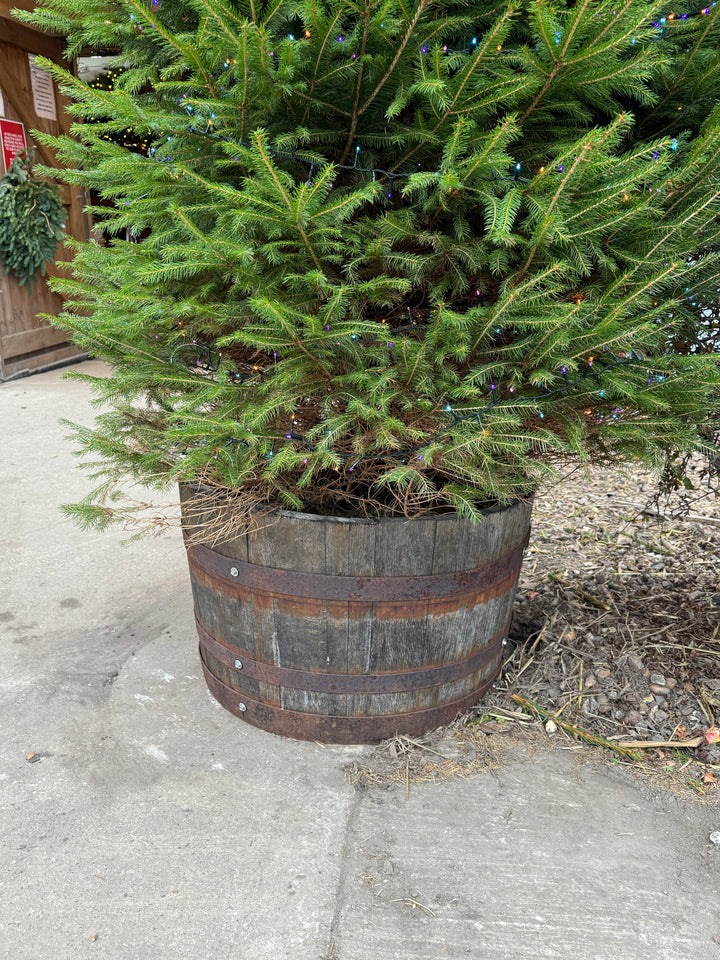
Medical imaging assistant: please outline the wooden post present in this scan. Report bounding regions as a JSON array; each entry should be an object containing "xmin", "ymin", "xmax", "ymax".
[{"xmin": 0, "ymin": 0, "xmax": 87, "ymax": 380}]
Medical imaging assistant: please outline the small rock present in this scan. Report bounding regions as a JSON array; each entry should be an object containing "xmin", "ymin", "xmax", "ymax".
[
  {"xmin": 545, "ymin": 719, "xmax": 557, "ymax": 734},
  {"xmin": 710, "ymin": 832, "xmax": 720, "ymax": 846},
  {"xmin": 584, "ymin": 675, "xmax": 597, "ymax": 689},
  {"xmin": 598, "ymin": 669, "xmax": 611, "ymax": 680},
  {"xmin": 433, "ymin": 740, "xmax": 467, "ymax": 760},
  {"xmin": 666, "ymin": 678, "xmax": 677, "ymax": 690},
  {"xmin": 625, "ymin": 710, "xmax": 643, "ymax": 726},
  {"xmin": 581, "ymin": 697, "xmax": 599, "ymax": 716},
  {"xmin": 653, "ymin": 709, "xmax": 669, "ymax": 723},
  {"xmin": 651, "ymin": 684, "xmax": 671, "ymax": 696},
  {"xmin": 650, "ymin": 673, "xmax": 666, "ymax": 686},
  {"xmin": 611, "ymin": 708, "xmax": 626, "ymax": 721},
  {"xmin": 627, "ymin": 653, "xmax": 644, "ymax": 671},
  {"xmin": 608, "ymin": 689, "xmax": 622, "ymax": 701}
]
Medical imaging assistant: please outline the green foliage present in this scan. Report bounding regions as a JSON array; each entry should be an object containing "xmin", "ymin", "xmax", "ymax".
[
  {"xmin": 84, "ymin": 64, "xmax": 154, "ymax": 153},
  {"xmin": 0, "ymin": 152, "xmax": 65, "ymax": 290},
  {"xmin": 15, "ymin": 0, "xmax": 720, "ymax": 523}
]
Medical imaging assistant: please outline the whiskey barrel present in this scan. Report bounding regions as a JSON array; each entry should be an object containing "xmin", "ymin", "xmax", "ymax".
[{"xmin": 180, "ymin": 486, "xmax": 532, "ymax": 744}]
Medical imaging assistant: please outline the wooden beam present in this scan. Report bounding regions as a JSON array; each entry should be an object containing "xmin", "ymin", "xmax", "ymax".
[
  {"xmin": 0, "ymin": 342, "xmax": 83, "ymax": 380},
  {"xmin": 0, "ymin": 15, "xmax": 66, "ymax": 57},
  {"xmin": 0, "ymin": 324, "xmax": 71, "ymax": 359},
  {"xmin": 0, "ymin": 0, "xmax": 40, "ymax": 15}
]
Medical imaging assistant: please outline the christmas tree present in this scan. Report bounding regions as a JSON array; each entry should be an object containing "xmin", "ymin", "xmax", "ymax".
[{"xmin": 18, "ymin": 0, "xmax": 720, "ymax": 525}]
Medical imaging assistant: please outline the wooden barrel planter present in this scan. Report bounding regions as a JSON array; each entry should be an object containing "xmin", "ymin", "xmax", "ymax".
[{"xmin": 180, "ymin": 485, "xmax": 532, "ymax": 744}]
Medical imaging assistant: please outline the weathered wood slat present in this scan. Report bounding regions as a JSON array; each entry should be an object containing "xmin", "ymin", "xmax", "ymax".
[
  {"xmin": 181, "ymin": 484, "xmax": 532, "ymax": 743},
  {"xmin": 0, "ymin": 12, "xmax": 66, "ymax": 60},
  {"xmin": 373, "ymin": 517, "xmax": 436, "ymax": 577},
  {"xmin": 0, "ymin": 324, "xmax": 71, "ymax": 358},
  {"xmin": 0, "ymin": 342, "xmax": 83, "ymax": 380},
  {"xmin": 247, "ymin": 511, "xmax": 329, "ymax": 573}
]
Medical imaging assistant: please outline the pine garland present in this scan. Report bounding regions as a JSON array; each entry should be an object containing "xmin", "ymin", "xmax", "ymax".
[
  {"xmin": 0, "ymin": 152, "xmax": 65, "ymax": 291},
  {"xmin": 15, "ymin": 0, "xmax": 720, "ymax": 526}
]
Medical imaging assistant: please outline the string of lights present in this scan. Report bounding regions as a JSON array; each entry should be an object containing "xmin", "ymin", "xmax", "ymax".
[
  {"xmin": 169, "ymin": 338, "xmax": 668, "ymax": 469},
  {"xmin": 92, "ymin": 0, "xmax": 716, "ymax": 173},
  {"xmin": 160, "ymin": 124, "xmax": 530, "ymax": 195},
  {"xmin": 170, "ymin": 340, "xmax": 274, "ymax": 385},
  {"xmin": 239, "ymin": 0, "xmax": 720, "ymax": 60},
  {"xmin": 135, "ymin": 0, "xmax": 718, "ymax": 27},
  {"xmin": 259, "ymin": 0, "xmax": 720, "ymax": 59},
  {"xmin": 129, "ymin": 2, "xmax": 696, "ymax": 470},
  {"xmin": 157, "ymin": 3, "xmax": 699, "ymax": 191},
  {"xmin": 148, "ymin": 120, "xmax": 681, "ymax": 207}
]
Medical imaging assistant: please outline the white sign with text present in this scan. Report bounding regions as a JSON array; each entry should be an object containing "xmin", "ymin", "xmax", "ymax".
[{"xmin": 28, "ymin": 55, "xmax": 57, "ymax": 121}]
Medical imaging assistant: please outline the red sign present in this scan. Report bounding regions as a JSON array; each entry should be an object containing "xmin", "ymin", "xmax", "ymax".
[{"xmin": 0, "ymin": 119, "xmax": 27, "ymax": 173}]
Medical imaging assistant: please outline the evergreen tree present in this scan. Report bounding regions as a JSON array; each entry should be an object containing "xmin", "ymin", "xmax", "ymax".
[{"xmin": 18, "ymin": 0, "xmax": 720, "ymax": 524}]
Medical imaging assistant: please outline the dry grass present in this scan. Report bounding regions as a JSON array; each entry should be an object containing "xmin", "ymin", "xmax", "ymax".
[{"xmin": 346, "ymin": 729, "xmax": 512, "ymax": 790}]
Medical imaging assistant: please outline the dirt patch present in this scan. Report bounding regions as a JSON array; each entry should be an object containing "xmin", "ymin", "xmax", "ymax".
[{"xmin": 348, "ymin": 459, "xmax": 720, "ymax": 801}]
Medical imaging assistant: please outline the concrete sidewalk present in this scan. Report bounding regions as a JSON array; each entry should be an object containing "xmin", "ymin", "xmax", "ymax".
[{"xmin": 1, "ymin": 362, "xmax": 718, "ymax": 960}]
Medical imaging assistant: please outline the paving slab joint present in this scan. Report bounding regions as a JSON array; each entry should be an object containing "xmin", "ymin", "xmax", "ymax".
[{"xmin": 323, "ymin": 788, "xmax": 364, "ymax": 959}]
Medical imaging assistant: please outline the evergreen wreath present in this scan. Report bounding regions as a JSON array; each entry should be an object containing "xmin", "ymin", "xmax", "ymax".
[{"xmin": 0, "ymin": 151, "xmax": 66, "ymax": 291}]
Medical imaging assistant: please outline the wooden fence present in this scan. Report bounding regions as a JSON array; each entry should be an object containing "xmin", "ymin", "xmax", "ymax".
[{"xmin": 0, "ymin": 0, "xmax": 88, "ymax": 380}]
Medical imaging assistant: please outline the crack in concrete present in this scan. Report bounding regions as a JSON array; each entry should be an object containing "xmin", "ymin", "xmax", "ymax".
[{"xmin": 324, "ymin": 787, "xmax": 364, "ymax": 960}]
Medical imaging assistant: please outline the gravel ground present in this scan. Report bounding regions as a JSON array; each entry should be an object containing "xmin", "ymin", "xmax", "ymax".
[{"xmin": 351, "ymin": 457, "xmax": 720, "ymax": 801}]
